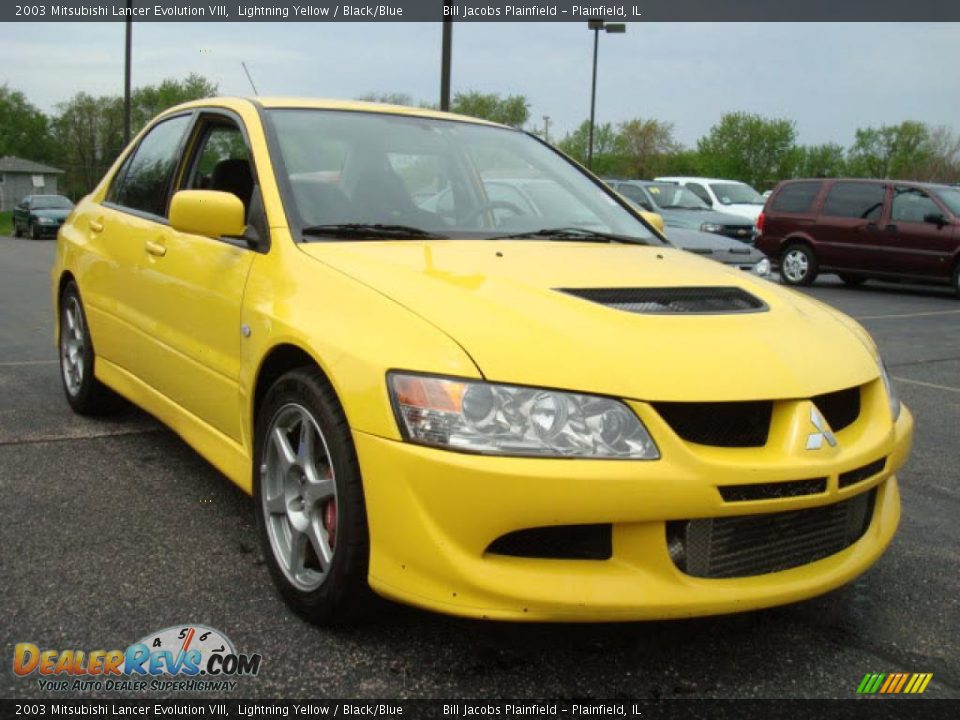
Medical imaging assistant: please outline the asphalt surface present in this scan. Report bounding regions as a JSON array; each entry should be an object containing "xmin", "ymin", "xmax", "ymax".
[{"xmin": 1, "ymin": 235, "xmax": 958, "ymax": 701}]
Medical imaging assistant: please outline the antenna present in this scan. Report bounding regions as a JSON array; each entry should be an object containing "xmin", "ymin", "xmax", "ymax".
[{"xmin": 241, "ymin": 61, "xmax": 260, "ymax": 95}]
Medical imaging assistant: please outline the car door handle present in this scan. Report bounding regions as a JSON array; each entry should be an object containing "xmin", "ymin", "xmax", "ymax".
[
  {"xmin": 89, "ymin": 219, "xmax": 104, "ymax": 233},
  {"xmin": 885, "ymin": 224, "xmax": 898, "ymax": 233},
  {"xmin": 145, "ymin": 240, "xmax": 167, "ymax": 257}
]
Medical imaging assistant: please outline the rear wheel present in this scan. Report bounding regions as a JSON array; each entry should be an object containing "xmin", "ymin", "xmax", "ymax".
[
  {"xmin": 780, "ymin": 244, "xmax": 818, "ymax": 286},
  {"xmin": 254, "ymin": 367, "xmax": 372, "ymax": 625},
  {"xmin": 953, "ymin": 263, "xmax": 960, "ymax": 299},
  {"xmin": 839, "ymin": 274, "xmax": 866, "ymax": 287},
  {"xmin": 58, "ymin": 282, "xmax": 124, "ymax": 415}
]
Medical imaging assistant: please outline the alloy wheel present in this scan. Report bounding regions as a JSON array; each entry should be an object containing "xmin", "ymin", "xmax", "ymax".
[
  {"xmin": 60, "ymin": 295, "xmax": 86, "ymax": 396},
  {"xmin": 782, "ymin": 249, "xmax": 809, "ymax": 283},
  {"xmin": 260, "ymin": 403, "xmax": 339, "ymax": 592}
]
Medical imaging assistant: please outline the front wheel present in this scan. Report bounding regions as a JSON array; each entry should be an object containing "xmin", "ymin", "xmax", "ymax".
[
  {"xmin": 780, "ymin": 244, "xmax": 818, "ymax": 286},
  {"xmin": 254, "ymin": 367, "xmax": 372, "ymax": 625},
  {"xmin": 30, "ymin": 222, "xmax": 41, "ymax": 240}
]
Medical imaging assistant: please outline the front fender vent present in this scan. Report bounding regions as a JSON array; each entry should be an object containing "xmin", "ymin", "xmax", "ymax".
[{"xmin": 559, "ymin": 286, "xmax": 767, "ymax": 315}]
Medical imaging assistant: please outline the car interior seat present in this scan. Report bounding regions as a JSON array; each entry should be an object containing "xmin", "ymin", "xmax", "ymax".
[{"xmin": 210, "ymin": 159, "xmax": 254, "ymax": 216}]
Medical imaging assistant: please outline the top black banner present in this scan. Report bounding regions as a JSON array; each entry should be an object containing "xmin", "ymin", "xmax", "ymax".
[{"xmin": 6, "ymin": 0, "xmax": 960, "ymax": 22}]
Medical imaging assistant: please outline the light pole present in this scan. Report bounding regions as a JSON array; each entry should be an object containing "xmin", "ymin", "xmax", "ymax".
[
  {"xmin": 123, "ymin": 0, "xmax": 133, "ymax": 145},
  {"xmin": 440, "ymin": 1, "xmax": 453, "ymax": 111},
  {"xmin": 587, "ymin": 19, "xmax": 625, "ymax": 170},
  {"xmin": 543, "ymin": 115, "xmax": 551, "ymax": 143}
]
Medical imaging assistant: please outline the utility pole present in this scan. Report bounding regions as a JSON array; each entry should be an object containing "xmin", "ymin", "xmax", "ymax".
[
  {"xmin": 440, "ymin": 1, "xmax": 453, "ymax": 111},
  {"xmin": 123, "ymin": 1, "xmax": 133, "ymax": 145},
  {"xmin": 543, "ymin": 115, "xmax": 551, "ymax": 143}
]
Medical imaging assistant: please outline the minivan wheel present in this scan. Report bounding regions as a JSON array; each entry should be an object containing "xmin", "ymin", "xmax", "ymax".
[
  {"xmin": 780, "ymin": 244, "xmax": 818, "ymax": 286},
  {"xmin": 59, "ymin": 282, "xmax": 124, "ymax": 415},
  {"xmin": 953, "ymin": 263, "xmax": 960, "ymax": 299},
  {"xmin": 254, "ymin": 367, "xmax": 372, "ymax": 625}
]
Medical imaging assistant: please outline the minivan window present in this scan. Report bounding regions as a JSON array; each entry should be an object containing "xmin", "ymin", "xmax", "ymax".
[
  {"xmin": 931, "ymin": 187, "xmax": 960, "ymax": 216},
  {"xmin": 771, "ymin": 182, "xmax": 822, "ymax": 214},
  {"xmin": 111, "ymin": 115, "xmax": 191, "ymax": 217},
  {"xmin": 821, "ymin": 182, "xmax": 885, "ymax": 220},
  {"xmin": 711, "ymin": 183, "xmax": 764, "ymax": 205},
  {"xmin": 891, "ymin": 187, "xmax": 941, "ymax": 224}
]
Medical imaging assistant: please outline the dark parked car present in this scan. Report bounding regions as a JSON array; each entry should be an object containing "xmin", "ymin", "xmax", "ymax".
[
  {"xmin": 12, "ymin": 194, "xmax": 74, "ymax": 239},
  {"xmin": 666, "ymin": 227, "xmax": 770, "ymax": 277},
  {"xmin": 756, "ymin": 179, "xmax": 960, "ymax": 296},
  {"xmin": 605, "ymin": 179, "xmax": 756, "ymax": 243}
]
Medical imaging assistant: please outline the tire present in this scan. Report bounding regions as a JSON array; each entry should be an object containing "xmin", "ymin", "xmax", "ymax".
[
  {"xmin": 953, "ymin": 263, "xmax": 960, "ymax": 300},
  {"xmin": 780, "ymin": 244, "xmax": 818, "ymax": 286},
  {"xmin": 58, "ymin": 282, "xmax": 124, "ymax": 415},
  {"xmin": 254, "ymin": 366, "xmax": 372, "ymax": 625},
  {"xmin": 839, "ymin": 274, "xmax": 866, "ymax": 287}
]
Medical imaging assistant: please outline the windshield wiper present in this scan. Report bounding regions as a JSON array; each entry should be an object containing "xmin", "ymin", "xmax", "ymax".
[
  {"xmin": 488, "ymin": 227, "xmax": 649, "ymax": 245},
  {"xmin": 301, "ymin": 223, "xmax": 450, "ymax": 240}
]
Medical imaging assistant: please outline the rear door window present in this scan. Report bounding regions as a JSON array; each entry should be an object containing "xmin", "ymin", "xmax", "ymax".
[
  {"xmin": 821, "ymin": 182, "xmax": 885, "ymax": 220},
  {"xmin": 771, "ymin": 182, "xmax": 822, "ymax": 213}
]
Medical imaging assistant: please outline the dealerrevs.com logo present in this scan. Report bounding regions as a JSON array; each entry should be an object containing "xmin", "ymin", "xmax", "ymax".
[{"xmin": 13, "ymin": 625, "xmax": 262, "ymax": 692}]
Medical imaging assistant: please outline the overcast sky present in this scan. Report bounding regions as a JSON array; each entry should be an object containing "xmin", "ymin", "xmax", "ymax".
[{"xmin": 3, "ymin": 22, "xmax": 958, "ymax": 147}]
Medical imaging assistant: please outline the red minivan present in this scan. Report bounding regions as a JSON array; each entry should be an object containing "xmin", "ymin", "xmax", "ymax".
[{"xmin": 755, "ymin": 179, "xmax": 960, "ymax": 297}]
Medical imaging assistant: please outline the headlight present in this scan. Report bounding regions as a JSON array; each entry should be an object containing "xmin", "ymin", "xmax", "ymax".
[
  {"xmin": 878, "ymin": 360, "xmax": 901, "ymax": 422},
  {"xmin": 38, "ymin": 217, "xmax": 54, "ymax": 224},
  {"xmin": 700, "ymin": 222, "xmax": 723, "ymax": 234},
  {"xmin": 388, "ymin": 373, "xmax": 659, "ymax": 459},
  {"xmin": 754, "ymin": 258, "xmax": 771, "ymax": 276}
]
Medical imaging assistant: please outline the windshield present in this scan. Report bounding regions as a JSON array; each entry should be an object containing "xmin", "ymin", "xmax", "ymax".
[
  {"xmin": 645, "ymin": 184, "xmax": 710, "ymax": 210},
  {"xmin": 31, "ymin": 196, "xmax": 73, "ymax": 210},
  {"xmin": 266, "ymin": 109, "xmax": 658, "ymax": 243},
  {"xmin": 710, "ymin": 183, "xmax": 764, "ymax": 205},
  {"xmin": 933, "ymin": 187, "xmax": 960, "ymax": 216}
]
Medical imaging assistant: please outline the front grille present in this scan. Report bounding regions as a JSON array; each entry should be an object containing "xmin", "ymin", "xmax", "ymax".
[
  {"xmin": 719, "ymin": 225, "xmax": 755, "ymax": 241},
  {"xmin": 813, "ymin": 386, "xmax": 861, "ymax": 432},
  {"xmin": 486, "ymin": 524, "xmax": 612, "ymax": 560},
  {"xmin": 839, "ymin": 458, "xmax": 886, "ymax": 489},
  {"xmin": 719, "ymin": 477, "xmax": 827, "ymax": 502},
  {"xmin": 667, "ymin": 489, "xmax": 876, "ymax": 578},
  {"xmin": 653, "ymin": 400, "xmax": 772, "ymax": 447},
  {"xmin": 559, "ymin": 286, "xmax": 767, "ymax": 315}
]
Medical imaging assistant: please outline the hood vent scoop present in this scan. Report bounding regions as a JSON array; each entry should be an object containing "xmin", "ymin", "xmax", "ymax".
[{"xmin": 559, "ymin": 286, "xmax": 767, "ymax": 315}]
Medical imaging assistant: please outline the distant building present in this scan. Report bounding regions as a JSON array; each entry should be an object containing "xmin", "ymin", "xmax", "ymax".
[{"xmin": 0, "ymin": 156, "xmax": 65, "ymax": 211}]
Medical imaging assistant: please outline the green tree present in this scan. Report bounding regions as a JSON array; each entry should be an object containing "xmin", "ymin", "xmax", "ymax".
[
  {"xmin": 131, "ymin": 73, "xmax": 218, "ymax": 132},
  {"xmin": 556, "ymin": 120, "xmax": 628, "ymax": 176},
  {"xmin": 846, "ymin": 121, "xmax": 934, "ymax": 179},
  {"xmin": 0, "ymin": 85, "xmax": 55, "ymax": 163},
  {"xmin": 52, "ymin": 92, "xmax": 125, "ymax": 198},
  {"xmin": 696, "ymin": 112, "xmax": 797, "ymax": 188},
  {"xmin": 790, "ymin": 143, "xmax": 847, "ymax": 179},
  {"xmin": 618, "ymin": 118, "xmax": 680, "ymax": 179},
  {"xmin": 356, "ymin": 92, "xmax": 414, "ymax": 106},
  {"xmin": 449, "ymin": 91, "xmax": 529, "ymax": 127}
]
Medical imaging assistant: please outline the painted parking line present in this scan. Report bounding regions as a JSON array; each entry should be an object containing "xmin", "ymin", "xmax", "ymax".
[
  {"xmin": 893, "ymin": 376, "xmax": 960, "ymax": 394},
  {"xmin": 856, "ymin": 309, "xmax": 960, "ymax": 321},
  {"xmin": 0, "ymin": 360, "xmax": 57, "ymax": 366}
]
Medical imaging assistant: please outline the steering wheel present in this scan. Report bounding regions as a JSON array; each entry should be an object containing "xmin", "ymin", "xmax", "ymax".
[{"xmin": 463, "ymin": 200, "xmax": 527, "ymax": 225}]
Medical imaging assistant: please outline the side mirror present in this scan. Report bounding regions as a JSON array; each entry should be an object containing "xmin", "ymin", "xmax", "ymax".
[
  {"xmin": 923, "ymin": 212, "xmax": 948, "ymax": 228},
  {"xmin": 640, "ymin": 211, "xmax": 666, "ymax": 233},
  {"xmin": 169, "ymin": 190, "xmax": 246, "ymax": 238}
]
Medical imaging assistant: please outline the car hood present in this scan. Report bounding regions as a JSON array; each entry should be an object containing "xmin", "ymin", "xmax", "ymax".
[
  {"xmin": 666, "ymin": 228, "xmax": 764, "ymax": 262},
  {"xmin": 715, "ymin": 203, "xmax": 762, "ymax": 221},
  {"xmin": 299, "ymin": 240, "xmax": 877, "ymax": 402},
  {"xmin": 30, "ymin": 208, "xmax": 71, "ymax": 221},
  {"xmin": 659, "ymin": 207, "xmax": 753, "ymax": 229}
]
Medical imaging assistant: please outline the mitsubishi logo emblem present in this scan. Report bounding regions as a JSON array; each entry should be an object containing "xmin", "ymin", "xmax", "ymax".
[{"xmin": 806, "ymin": 407, "xmax": 837, "ymax": 450}]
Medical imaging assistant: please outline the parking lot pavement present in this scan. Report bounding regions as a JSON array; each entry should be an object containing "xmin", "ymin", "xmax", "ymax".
[{"xmin": 1, "ymin": 235, "xmax": 958, "ymax": 700}]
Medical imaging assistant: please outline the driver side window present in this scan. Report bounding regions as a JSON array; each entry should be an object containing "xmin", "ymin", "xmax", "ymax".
[{"xmin": 687, "ymin": 183, "xmax": 712, "ymax": 206}]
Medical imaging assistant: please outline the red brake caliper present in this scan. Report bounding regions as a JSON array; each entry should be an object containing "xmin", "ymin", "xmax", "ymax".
[{"xmin": 324, "ymin": 499, "xmax": 337, "ymax": 548}]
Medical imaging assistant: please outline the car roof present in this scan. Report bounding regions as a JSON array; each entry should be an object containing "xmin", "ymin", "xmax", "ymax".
[
  {"xmin": 656, "ymin": 176, "xmax": 750, "ymax": 185},
  {"xmin": 163, "ymin": 96, "xmax": 508, "ymax": 129},
  {"xmin": 777, "ymin": 178, "xmax": 949, "ymax": 190}
]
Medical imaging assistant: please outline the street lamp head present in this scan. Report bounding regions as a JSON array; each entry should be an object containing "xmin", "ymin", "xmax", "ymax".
[
  {"xmin": 587, "ymin": 18, "xmax": 605, "ymax": 30},
  {"xmin": 605, "ymin": 23, "xmax": 627, "ymax": 33}
]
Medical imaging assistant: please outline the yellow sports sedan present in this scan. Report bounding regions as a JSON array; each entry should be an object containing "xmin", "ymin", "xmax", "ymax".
[{"xmin": 51, "ymin": 98, "xmax": 913, "ymax": 624}]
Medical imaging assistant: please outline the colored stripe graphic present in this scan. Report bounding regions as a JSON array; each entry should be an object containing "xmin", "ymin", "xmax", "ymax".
[{"xmin": 857, "ymin": 673, "xmax": 932, "ymax": 694}]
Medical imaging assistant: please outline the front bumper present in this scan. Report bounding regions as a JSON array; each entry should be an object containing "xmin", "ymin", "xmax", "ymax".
[{"xmin": 356, "ymin": 387, "xmax": 912, "ymax": 621}]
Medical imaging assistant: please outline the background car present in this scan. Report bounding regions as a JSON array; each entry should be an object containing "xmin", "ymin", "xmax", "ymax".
[
  {"xmin": 12, "ymin": 194, "xmax": 74, "ymax": 239},
  {"xmin": 606, "ymin": 179, "xmax": 755, "ymax": 242},
  {"xmin": 655, "ymin": 176, "xmax": 766, "ymax": 222},
  {"xmin": 756, "ymin": 178, "xmax": 960, "ymax": 296},
  {"xmin": 665, "ymin": 226, "xmax": 770, "ymax": 276}
]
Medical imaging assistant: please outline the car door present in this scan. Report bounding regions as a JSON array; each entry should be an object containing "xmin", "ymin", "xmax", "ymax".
[
  {"xmin": 13, "ymin": 198, "xmax": 29, "ymax": 232},
  {"xmin": 132, "ymin": 113, "xmax": 258, "ymax": 443},
  {"xmin": 81, "ymin": 113, "xmax": 194, "ymax": 377},
  {"xmin": 685, "ymin": 182, "xmax": 714, "ymax": 208},
  {"xmin": 813, "ymin": 181, "xmax": 888, "ymax": 271},
  {"xmin": 884, "ymin": 186, "xmax": 957, "ymax": 279}
]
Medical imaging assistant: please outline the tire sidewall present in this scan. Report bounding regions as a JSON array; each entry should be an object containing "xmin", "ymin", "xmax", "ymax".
[
  {"xmin": 59, "ymin": 283, "xmax": 98, "ymax": 411},
  {"xmin": 780, "ymin": 244, "xmax": 817, "ymax": 286},
  {"xmin": 253, "ymin": 369, "xmax": 369, "ymax": 623}
]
